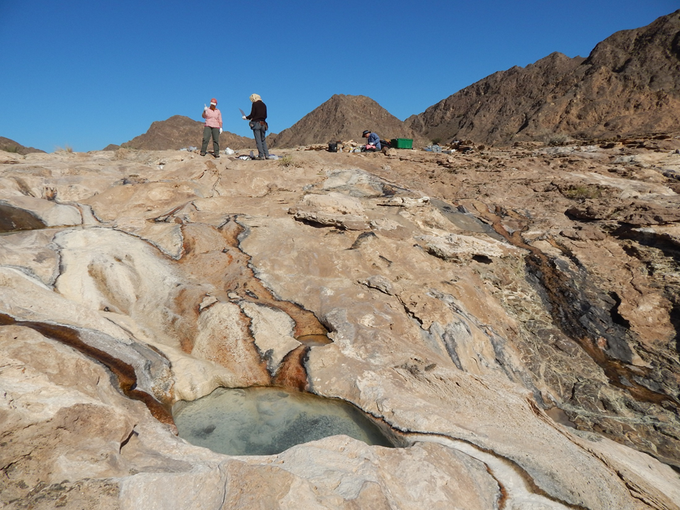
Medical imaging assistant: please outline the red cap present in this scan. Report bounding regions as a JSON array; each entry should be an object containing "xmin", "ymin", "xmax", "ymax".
[{"xmin": 210, "ymin": 98, "xmax": 217, "ymax": 105}]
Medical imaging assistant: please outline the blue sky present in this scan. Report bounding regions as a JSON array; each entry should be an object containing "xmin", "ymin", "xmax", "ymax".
[{"xmin": 1, "ymin": 0, "xmax": 677, "ymax": 152}]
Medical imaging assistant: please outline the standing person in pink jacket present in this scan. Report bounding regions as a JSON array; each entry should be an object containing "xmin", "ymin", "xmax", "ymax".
[{"xmin": 200, "ymin": 98, "xmax": 222, "ymax": 158}]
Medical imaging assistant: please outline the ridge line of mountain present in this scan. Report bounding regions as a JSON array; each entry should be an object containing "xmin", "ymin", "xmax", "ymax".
[{"xmin": 2, "ymin": 10, "xmax": 678, "ymax": 153}]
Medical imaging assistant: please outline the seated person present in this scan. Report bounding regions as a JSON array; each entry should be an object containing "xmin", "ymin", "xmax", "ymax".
[{"xmin": 362, "ymin": 130, "xmax": 381, "ymax": 151}]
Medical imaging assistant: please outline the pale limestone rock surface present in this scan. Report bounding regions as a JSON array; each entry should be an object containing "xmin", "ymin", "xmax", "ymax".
[
  {"xmin": 1, "ymin": 146, "xmax": 679, "ymax": 509},
  {"xmin": 0, "ymin": 195, "xmax": 83, "ymax": 226},
  {"xmin": 241, "ymin": 301, "xmax": 302, "ymax": 375}
]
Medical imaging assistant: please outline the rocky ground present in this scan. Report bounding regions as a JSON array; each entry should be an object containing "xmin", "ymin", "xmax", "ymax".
[{"xmin": 1, "ymin": 138, "xmax": 679, "ymax": 509}]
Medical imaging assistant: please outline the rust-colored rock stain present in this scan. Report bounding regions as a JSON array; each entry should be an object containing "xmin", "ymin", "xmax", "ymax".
[
  {"xmin": 0, "ymin": 313, "xmax": 175, "ymax": 428},
  {"xmin": 273, "ymin": 345, "xmax": 311, "ymax": 391},
  {"xmin": 172, "ymin": 218, "xmax": 331, "ymax": 390}
]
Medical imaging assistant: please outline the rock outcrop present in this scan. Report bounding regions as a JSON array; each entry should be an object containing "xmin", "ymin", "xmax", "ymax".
[
  {"xmin": 407, "ymin": 10, "xmax": 680, "ymax": 145},
  {"xmin": 0, "ymin": 138, "xmax": 679, "ymax": 509},
  {"xmin": 270, "ymin": 94, "xmax": 424, "ymax": 148},
  {"xmin": 0, "ymin": 136, "xmax": 46, "ymax": 155},
  {"xmin": 120, "ymin": 114, "xmax": 254, "ymax": 151}
]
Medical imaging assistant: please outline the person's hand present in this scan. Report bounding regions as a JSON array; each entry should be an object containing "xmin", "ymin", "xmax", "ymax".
[
  {"xmin": 219, "ymin": 128, "xmax": 223, "ymax": 134},
  {"xmin": 242, "ymin": 116, "xmax": 246, "ymax": 120},
  {"xmin": 204, "ymin": 104, "xmax": 208, "ymax": 111}
]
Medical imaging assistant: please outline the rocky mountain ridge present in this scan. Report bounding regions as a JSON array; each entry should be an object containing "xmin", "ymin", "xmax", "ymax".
[
  {"xmin": 105, "ymin": 10, "xmax": 680, "ymax": 152},
  {"xmin": 269, "ymin": 94, "xmax": 425, "ymax": 148},
  {"xmin": 6, "ymin": 11, "xmax": 677, "ymax": 153},
  {"xmin": 406, "ymin": 9, "xmax": 680, "ymax": 145},
  {"xmin": 0, "ymin": 136, "xmax": 45, "ymax": 155}
]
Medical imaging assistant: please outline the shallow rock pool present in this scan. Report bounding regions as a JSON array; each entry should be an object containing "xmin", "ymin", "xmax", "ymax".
[{"xmin": 173, "ymin": 386, "xmax": 395, "ymax": 456}]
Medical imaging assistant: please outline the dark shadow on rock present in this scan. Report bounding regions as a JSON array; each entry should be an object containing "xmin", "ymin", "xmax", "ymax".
[
  {"xmin": 0, "ymin": 203, "xmax": 46, "ymax": 232},
  {"xmin": 670, "ymin": 304, "xmax": 680, "ymax": 355}
]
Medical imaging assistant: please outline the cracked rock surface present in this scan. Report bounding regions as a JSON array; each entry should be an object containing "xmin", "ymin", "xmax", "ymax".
[{"xmin": 1, "ymin": 141, "xmax": 679, "ymax": 509}]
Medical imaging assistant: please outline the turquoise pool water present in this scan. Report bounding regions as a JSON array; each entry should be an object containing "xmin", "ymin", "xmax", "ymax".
[{"xmin": 173, "ymin": 386, "xmax": 394, "ymax": 456}]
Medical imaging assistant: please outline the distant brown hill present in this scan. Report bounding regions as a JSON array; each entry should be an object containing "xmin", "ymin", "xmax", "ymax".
[
  {"xmin": 0, "ymin": 137, "xmax": 45, "ymax": 155},
  {"xmin": 120, "ymin": 115, "xmax": 254, "ymax": 150},
  {"xmin": 270, "ymin": 95, "xmax": 424, "ymax": 148},
  {"xmin": 407, "ymin": 10, "xmax": 680, "ymax": 145}
]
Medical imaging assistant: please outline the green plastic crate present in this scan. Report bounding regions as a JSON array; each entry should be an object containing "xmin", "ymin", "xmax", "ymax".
[{"xmin": 390, "ymin": 138, "xmax": 413, "ymax": 149}]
